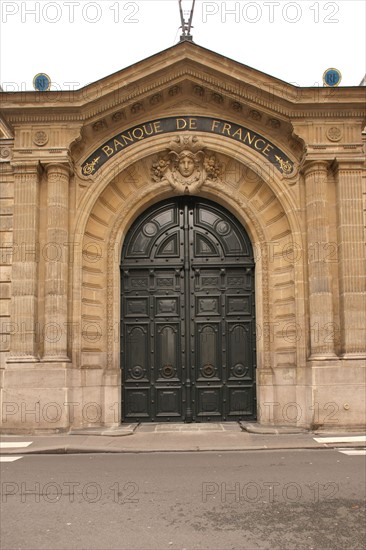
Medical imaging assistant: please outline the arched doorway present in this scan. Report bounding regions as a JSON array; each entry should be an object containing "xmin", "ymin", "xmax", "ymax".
[{"xmin": 120, "ymin": 197, "xmax": 256, "ymax": 422}]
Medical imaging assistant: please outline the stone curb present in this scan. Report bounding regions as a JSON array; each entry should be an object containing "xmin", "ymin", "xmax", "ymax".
[
  {"xmin": 68, "ymin": 429, "xmax": 135, "ymax": 437},
  {"xmin": 1, "ymin": 443, "xmax": 365, "ymax": 455},
  {"xmin": 0, "ymin": 445, "xmax": 129, "ymax": 455},
  {"xmin": 239, "ymin": 422, "xmax": 309, "ymax": 435}
]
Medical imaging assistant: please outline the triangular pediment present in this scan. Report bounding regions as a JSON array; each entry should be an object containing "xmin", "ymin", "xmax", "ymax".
[
  {"xmin": 59, "ymin": 42, "xmax": 360, "ymax": 164},
  {"xmin": 2, "ymin": 41, "xmax": 364, "ymax": 127},
  {"xmin": 74, "ymin": 68, "xmax": 305, "ymax": 165},
  {"xmin": 2, "ymin": 40, "xmax": 364, "ymax": 167},
  {"xmin": 1, "ymin": 41, "xmax": 364, "ymax": 124},
  {"xmin": 79, "ymin": 42, "xmax": 297, "ymax": 126}
]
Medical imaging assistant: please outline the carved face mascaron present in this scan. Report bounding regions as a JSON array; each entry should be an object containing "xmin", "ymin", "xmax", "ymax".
[
  {"xmin": 177, "ymin": 153, "xmax": 196, "ymax": 177},
  {"xmin": 151, "ymin": 136, "xmax": 223, "ymax": 195}
]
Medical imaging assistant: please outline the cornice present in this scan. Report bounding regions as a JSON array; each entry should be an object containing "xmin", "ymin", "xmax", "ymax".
[
  {"xmin": 8, "ymin": 114, "xmax": 84, "ymax": 124},
  {"xmin": 2, "ymin": 61, "xmax": 365, "ymax": 126},
  {"xmin": 290, "ymin": 110, "xmax": 366, "ymax": 119}
]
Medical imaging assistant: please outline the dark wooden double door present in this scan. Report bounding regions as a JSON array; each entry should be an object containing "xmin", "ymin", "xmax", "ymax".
[{"xmin": 121, "ymin": 198, "xmax": 256, "ymax": 422}]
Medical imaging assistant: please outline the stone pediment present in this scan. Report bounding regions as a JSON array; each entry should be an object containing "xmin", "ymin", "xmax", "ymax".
[
  {"xmin": 70, "ymin": 60, "xmax": 307, "ymax": 165},
  {"xmin": 2, "ymin": 41, "xmax": 364, "ymax": 127},
  {"xmin": 2, "ymin": 41, "xmax": 364, "ymax": 167},
  {"xmin": 74, "ymin": 42, "xmax": 366, "ymax": 122}
]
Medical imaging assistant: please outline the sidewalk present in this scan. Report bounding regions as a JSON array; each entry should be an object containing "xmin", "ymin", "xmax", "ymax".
[{"xmin": 1, "ymin": 423, "xmax": 365, "ymax": 455}]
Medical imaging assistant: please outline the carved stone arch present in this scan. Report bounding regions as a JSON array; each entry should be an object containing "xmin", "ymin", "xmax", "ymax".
[
  {"xmin": 74, "ymin": 129, "xmax": 302, "ymax": 240},
  {"xmin": 76, "ymin": 140, "xmax": 304, "ymax": 424}
]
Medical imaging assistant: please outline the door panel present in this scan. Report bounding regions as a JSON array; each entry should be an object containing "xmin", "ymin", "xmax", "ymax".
[{"xmin": 121, "ymin": 197, "xmax": 256, "ymax": 422}]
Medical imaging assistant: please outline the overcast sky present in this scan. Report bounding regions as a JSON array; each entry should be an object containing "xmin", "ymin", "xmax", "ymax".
[{"xmin": 1, "ymin": 0, "xmax": 365, "ymax": 91}]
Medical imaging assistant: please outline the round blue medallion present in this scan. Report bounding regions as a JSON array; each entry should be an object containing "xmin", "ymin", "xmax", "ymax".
[
  {"xmin": 33, "ymin": 73, "xmax": 51, "ymax": 92},
  {"xmin": 323, "ymin": 68, "xmax": 342, "ymax": 87}
]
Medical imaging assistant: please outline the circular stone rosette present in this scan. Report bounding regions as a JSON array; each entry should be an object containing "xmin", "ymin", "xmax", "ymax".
[
  {"xmin": 33, "ymin": 131, "xmax": 48, "ymax": 146},
  {"xmin": 326, "ymin": 127, "xmax": 342, "ymax": 142}
]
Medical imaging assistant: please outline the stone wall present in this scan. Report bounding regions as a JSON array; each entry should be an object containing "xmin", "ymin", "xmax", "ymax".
[{"xmin": 0, "ymin": 42, "xmax": 365, "ymax": 432}]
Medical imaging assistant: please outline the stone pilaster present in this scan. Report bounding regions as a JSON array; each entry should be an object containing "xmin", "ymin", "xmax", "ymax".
[
  {"xmin": 304, "ymin": 161, "xmax": 336, "ymax": 358},
  {"xmin": 8, "ymin": 162, "xmax": 40, "ymax": 362},
  {"xmin": 334, "ymin": 161, "xmax": 366, "ymax": 357},
  {"xmin": 42, "ymin": 163, "xmax": 71, "ymax": 361}
]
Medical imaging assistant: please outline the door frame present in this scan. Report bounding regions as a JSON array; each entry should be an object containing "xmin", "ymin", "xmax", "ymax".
[
  {"xmin": 78, "ymin": 138, "xmax": 304, "ymax": 428},
  {"xmin": 120, "ymin": 196, "xmax": 257, "ymax": 422}
]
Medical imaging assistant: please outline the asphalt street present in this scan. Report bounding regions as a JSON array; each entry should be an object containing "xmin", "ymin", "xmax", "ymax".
[{"xmin": 1, "ymin": 449, "xmax": 365, "ymax": 550}]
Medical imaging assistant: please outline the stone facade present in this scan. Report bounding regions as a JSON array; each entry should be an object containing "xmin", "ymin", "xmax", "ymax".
[{"xmin": 0, "ymin": 42, "xmax": 365, "ymax": 432}]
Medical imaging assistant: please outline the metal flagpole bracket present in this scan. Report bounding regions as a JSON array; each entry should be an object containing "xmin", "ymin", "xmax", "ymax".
[{"xmin": 178, "ymin": 0, "xmax": 196, "ymax": 42}]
